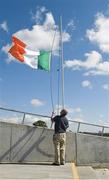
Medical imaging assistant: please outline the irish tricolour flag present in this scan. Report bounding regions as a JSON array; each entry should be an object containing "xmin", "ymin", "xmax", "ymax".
[{"xmin": 9, "ymin": 36, "xmax": 51, "ymax": 71}]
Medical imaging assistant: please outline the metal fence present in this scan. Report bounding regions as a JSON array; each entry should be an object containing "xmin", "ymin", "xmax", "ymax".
[{"xmin": 0, "ymin": 107, "xmax": 109, "ymax": 136}]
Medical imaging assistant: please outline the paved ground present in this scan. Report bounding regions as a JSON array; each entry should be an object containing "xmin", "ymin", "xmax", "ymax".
[
  {"xmin": 78, "ymin": 166, "xmax": 109, "ymax": 179},
  {"xmin": 0, "ymin": 163, "xmax": 73, "ymax": 180},
  {"xmin": 0, "ymin": 163, "xmax": 109, "ymax": 179}
]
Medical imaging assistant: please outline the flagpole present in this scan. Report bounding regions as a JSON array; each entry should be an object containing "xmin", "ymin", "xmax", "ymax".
[{"xmin": 60, "ymin": 16, "xmax": 65, "ymax": 109}]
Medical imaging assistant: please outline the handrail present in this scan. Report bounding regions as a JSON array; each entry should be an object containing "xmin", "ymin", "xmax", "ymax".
[
  {"xmin": 0, "ymin": 107, "xmax": 50, "ymax": 118},
  {"xmin": 68, "ymin": 119, "xmax": 109, "ymax": 129},
  {"xmin": 0, "ymin": 107, "xmax": 109, "ymax": 133}
]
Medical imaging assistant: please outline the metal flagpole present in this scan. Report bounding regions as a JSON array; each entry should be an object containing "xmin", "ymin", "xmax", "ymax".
[{"xmin": 60, "ymin": 16, "xmax": 65, "ymax": 109}]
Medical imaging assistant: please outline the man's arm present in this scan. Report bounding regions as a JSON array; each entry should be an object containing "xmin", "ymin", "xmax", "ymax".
[
  {"xmin": 51, "ymin": 117, "xmax": 54, "ymax": 123},
  {"xmin": 50, "ymin": 112, "xmax": 55, "ymax": 128},
  {"xmin": 51, "ymin": 112, "xmax": 57, "ymax": 123},
  {"xmin": 64, "ymin": 119, "xmax": 69, "ymax": 130},
  {"xmin": 61, "ymin": 118, "xmax": 69, "ymax": 131}
]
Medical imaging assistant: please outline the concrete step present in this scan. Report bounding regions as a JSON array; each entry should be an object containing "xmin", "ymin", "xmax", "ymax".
[
  {"xmin": 94, "ymin": 168, "xmax": 109, "ymax": 179},
  {"xmin": 77, "ymin": 166, "xmax": 97, "ymax": 179},
  {"xmin": 77, "ymin": 166, "xmax": 109, "ymax": 179}
]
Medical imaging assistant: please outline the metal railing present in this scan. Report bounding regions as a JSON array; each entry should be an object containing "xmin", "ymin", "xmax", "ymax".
[
  {"xmin": 0, "ymin": 107, "xmax": 109, "ymax": 136},
  {"xmin": 0, "ymin": 106, "xmax": 50, "ymax": 124},
  {"xmin": 68, "ymin": 119, "xmax": 109, "ymax": 136}
]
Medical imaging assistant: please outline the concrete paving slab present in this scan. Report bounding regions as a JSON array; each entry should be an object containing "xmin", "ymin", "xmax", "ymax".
[
  {"xmin": 77, "ymin": 166, "xmax": 97, "ymax": 179},
  {"xmin": 0, "ymin": 163, "xmax": 73, "ymax": 180},
  {"xmin": 1, "ymin": 163, "xmax": 109, "ymax": 179},
  {"xmin": 94, "ymin": 168, "xmax": 109, "ymax": 179}
]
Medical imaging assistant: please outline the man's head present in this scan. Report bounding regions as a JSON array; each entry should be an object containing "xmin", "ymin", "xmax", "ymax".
[{"xmin": 60, "ymin": 109, "xmax": 68, "ymax": 116}]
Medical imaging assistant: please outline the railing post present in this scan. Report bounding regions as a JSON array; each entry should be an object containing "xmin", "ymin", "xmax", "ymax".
[
  {"xmin": 77, "ymin": 122, "xmax": 81, "ymax": 133},
  {"xmin": 22, "ymin": 113, "xmax": 25, "ymax": 124},
  {"xmin": 101, "ymin": 126, "xmax": 104, "ymax": 136}
]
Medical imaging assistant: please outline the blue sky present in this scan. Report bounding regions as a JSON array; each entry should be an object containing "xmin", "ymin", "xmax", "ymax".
[{"xmin": 0, "ymin": 0, "xmax": 109, "ymax": 126}]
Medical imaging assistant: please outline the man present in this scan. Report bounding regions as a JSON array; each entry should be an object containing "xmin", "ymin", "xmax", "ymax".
[{"xmin": 51, "ymin": 109, "xmax": 69, "ymax": 166}]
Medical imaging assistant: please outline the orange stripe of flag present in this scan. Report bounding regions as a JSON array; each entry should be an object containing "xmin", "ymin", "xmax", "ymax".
[
  {"xmin": 9, "ymin": 45, "xmax": 24, "ymax": 62},
  {"xmin": 12, "ymin": 36, "xmax": 26, "ymax": 48}
]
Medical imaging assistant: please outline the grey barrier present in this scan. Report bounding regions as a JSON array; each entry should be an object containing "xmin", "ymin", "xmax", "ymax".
[
  {"xmin": 0, "ymin": 121, "xmax": 76, "ymax": 163},
  {"xmin": 0, "ymin": 121, "xmax": 109, "ymax": 166}
]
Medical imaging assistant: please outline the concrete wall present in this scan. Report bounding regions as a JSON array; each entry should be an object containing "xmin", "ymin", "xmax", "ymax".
[
  {"xmin": 0, "ymin": 122, "xmax": 75, "ymax": 163},
  {"xmin": 0, "ymin": 121, "xmax": 109, "ymax": 165},
  {"xmin": 76, "ymin": 133, "xmax": 109, "ymax": 166}
]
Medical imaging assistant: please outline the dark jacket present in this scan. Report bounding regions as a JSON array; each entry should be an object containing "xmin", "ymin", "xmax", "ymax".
[{"xmin": 52, "ymin": 115, "xmax": 69, "ymax": 134}]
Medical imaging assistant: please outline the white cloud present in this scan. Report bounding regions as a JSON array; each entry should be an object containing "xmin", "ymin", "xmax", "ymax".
[
  {"xmin": 0, "ymin": 114, "xmax": 51, "ymax": 127},
  {"xmin": 30, "ymin": 98, "xmax": 45, "ymax": 107},
  {"xmin": 65, "ymin": 51, "xmax": 102, "ymax": 69},
  {"xmin": 2, "ymin": 9, "xmax": 70, "ymax": 62},
  {"xmin": 102, "ymin": 84, "xmax": 109, "ymax": 90},
  {"xmin": 1, "ymin": 43, "xmax": 10, "ymax": 53},
  {"xmin": 86, "ymin": 13, "xmax": 109, "ymax": 53},
  {"xmin": 0, "ymin": 114, "xmax": 23, "ymax": 124},
  {"xmin": 67, "ymin": 19, "xmax": 76, "ymax": 31},
  {"xmin": 55, "ymin": 104, "xmax": 82, "ymax": 114},
  {"xmin": 73, "ymin": 118, "xmax": 84, "ymax": 122},
  {"xmin": 25, "ymin": 114, "xmax": 51, "ymax": 127},
  {"xmin": 73, "ymin": 108, "xmax": 82, "ymax": 113},
  {"xmin": 65, "ymin": 106, "xmax": 74, "ymax": 114},
  {"xmin": 81, "ymin": 80, "xmax": 92, "ymax": 89},
  {"xmin": 84, "ymin": 70, "xmax": 109, "ymax": 76},
  {"xmin": 1, "ymin": 44, "xmax": 15, "ymax": 63},
  {"xmin": 98, "ymin": 119, "xmax": 109, "ymax": 127},
  {"xmin": 13, "ymin": 10, "xmax": 70, "ymax": 52},
  {"xmin": 0, "ymin": 21, "xmax": 8, "ymax": 33},
  {"xmin": 65, "ymin": 50, "xmax": 109, "ymax": 76},
  {"xmin": 31, "ymin": 6, "xmax": 47, "ymax": 24}
]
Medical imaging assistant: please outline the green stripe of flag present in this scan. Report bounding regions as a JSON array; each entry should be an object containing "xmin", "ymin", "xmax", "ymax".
[{"xmin": 38, "ymin": 51, "xmax": 51, "ymax": 71}]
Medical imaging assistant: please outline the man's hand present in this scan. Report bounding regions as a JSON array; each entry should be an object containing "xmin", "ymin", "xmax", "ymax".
[
  {"xmin": 51, "ymin": 112, "xmax": 55, "ymax": 125},
  {"xmin": 51, "ymin": 111, "xmax": 55, "ymax": 118},
  {"xmin": 50, "ymin": 112, "xmax": 55, "ymax": 128}
]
